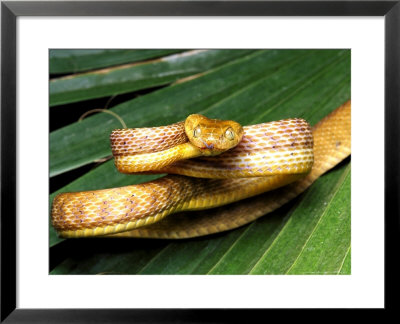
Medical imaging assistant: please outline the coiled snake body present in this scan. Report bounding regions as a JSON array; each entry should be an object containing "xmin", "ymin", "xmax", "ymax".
[{"xmin": 52, "ymin": 101, "xmax": 351, "ymax": 238}]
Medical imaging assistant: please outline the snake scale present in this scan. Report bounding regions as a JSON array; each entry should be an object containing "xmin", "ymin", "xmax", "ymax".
[{"xmin": 52, "ymin": 100, "xmax": 351, "ymax": 239}]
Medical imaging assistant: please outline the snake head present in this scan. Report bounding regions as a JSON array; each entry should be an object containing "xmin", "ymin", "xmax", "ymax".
[{"xmin": 185, "ymin": 114, "xmax": 244, "ymax": 156}]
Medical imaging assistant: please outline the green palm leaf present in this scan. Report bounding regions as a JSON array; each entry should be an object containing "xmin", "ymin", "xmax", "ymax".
[
  {"xmin": 50, "ymin": 49, "xmax": 255, "ymax": 106},
  {"xmin": 49, "ymin": 49, "xmax": 350, "ymax": 275},
  {"xmin": 49, "ymin": 49, "xmax": 185, "ymax": 74}
]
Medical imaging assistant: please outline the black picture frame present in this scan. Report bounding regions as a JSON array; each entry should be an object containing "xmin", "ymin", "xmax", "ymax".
[{"xmin": 1, "ymin": 0, "xmax": 398, "ymax": 322}]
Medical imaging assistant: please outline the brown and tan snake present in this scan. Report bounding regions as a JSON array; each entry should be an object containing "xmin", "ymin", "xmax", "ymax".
[{"xmin": 51, "ymin": 101, "xmax": 351, "ymax": 238}]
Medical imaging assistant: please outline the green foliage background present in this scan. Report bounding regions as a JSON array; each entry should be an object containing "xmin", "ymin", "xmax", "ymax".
[{"xmin": 49, "ymin": 49, "xmax": 351, "ymax": 275}]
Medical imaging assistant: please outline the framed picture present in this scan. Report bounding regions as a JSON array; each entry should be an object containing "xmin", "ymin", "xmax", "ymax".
[{"xmin": 1, "ymin": 0, "xmax": 397, "ymax": 321}]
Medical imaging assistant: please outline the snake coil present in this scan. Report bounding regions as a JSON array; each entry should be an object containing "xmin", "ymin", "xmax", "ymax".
[{"xmin": 52, "ymin": 101, "xmax": 351, "ymax": 238}]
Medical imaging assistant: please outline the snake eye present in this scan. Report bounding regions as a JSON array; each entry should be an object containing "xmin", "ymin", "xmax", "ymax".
[
  {"xmin": 193, "ymin": 126, "xmax": 201, "ymax": 138},
  {"xmin": 225, "ymin": 127, "xmax": 235, "ymax": 140}
]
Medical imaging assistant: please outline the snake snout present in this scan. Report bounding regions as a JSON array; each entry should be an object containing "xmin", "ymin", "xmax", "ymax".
[
  {"xmin": 198, "ymin": 137, "xmax": 214, "ymax": 150},
  {"xmin": 204, "ymin": 142, "xmax": 214, "ymax": 149}
]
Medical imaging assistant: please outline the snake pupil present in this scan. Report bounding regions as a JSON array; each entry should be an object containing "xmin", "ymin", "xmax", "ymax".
[
  {"xmin": 193, "ymin": 126, "xmax": 201, "ymax": 138},
  {"xmin": 225, "ymin": 128, "xmax": 234, "ymax": 140}
]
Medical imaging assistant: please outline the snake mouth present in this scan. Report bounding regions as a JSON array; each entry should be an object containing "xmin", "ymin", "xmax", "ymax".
[
  {"xmin": 203, "ymin": 142, "xmax": 215, "ymax": 150},
  {"xmin": 198, "ymin": 138, "xmax": 215, "ymax": 150}
]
